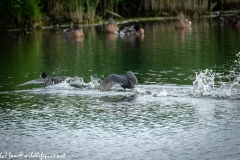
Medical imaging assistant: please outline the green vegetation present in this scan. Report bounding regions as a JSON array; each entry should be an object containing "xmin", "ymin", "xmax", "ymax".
[
  {"xmin": 0, "ymin": 0, "xmax": 42, "ymax": 28},
  {"xmin": 0, "ymin": 0, "xmax": 239, "ymax": 29}
]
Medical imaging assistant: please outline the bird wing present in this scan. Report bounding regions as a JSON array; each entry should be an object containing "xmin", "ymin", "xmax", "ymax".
[
  {"xmin": 18, "ymin": 76, "xmax": 71, "ymax": 86},
  {"xmin": 126, "ymin": 71, "xmax": 138, "ymax": 85},
  {"xmin": 99, "ymin": 74, "xmax": 127, "ymax": 91},
  {"xmin": 18, "ymin": 78, "xmax": 47, "ymax": 86}
]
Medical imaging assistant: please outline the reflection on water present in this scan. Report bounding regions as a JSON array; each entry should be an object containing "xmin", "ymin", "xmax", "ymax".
[
  {"xmin": 175, "ymin": 27, "xmax": 191, "ymax": 43},
  {"xmin": 0, "ymin": 18, "xmax": 240, "ymax": 159}
]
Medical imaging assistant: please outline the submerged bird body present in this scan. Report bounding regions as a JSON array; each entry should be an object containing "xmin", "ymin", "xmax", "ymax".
[
  {"xmin": 234, "ymin": 19, "xmax": 240, "ymax": 28},
  {"xmin": 175, "ymin": 13, "xmax": 191, "ymax": 29},
  {"xmin": 222, "ymin": 15, "xmax": 240, "ymax": 23},
  {"xmin": 222, "ymin": 15, "xmax": 240, "ymax": 29},
  {"xmin": 64, "ymin": 26, "xmax": 84, "ymax": 38},
  {"xmin": 64, "ymin": 26, "xmax": 84, "ymax": 43},
  {"xmin": 99, "ymin": 71, "xmax": 138, "ymax": 91}
]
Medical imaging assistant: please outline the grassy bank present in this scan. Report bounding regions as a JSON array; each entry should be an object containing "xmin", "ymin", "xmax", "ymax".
[{"xmin": 0, "ymin": 0, "xmax": 240, "ymax": 29}]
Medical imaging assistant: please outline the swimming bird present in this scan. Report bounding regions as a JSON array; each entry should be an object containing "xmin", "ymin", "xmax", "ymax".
[
  {"xmin": 64, "ymin": 26, "xmax": 84, "ymax": 43},
  {"xmin": 221, "ymin": 15, "xmax": 240, "ymax": 23},
  {"xmin": 118, "ymin": 24, "xmax": 144, "ymax": 37},
  {"xmin": 64, "ymin": 26, "xmax": 84, "ymax": 38},
  {"xmin": 99, "ymin": 71, "xmax": 138, "ymax": 91},
  {"xmin": 39, "ymin": 73, "xmax": 71, "ymax": 86},
  {"xmin": 221, "ymin": 15, "xmax": 240, "ymax": 29},
  {"xmin": 18, "ymin": 73, "xmax": 70, "ymax": 86},
  {"xmin": 175, "ymin": 13, "xmax": 191, "ymax": 29},
  {"xmin": 229, "ymin": 18, "xmax": 240, "ymax": 29},
  {"xmin": 105, "ymin": 18, "xmax": 119, "ymax": 33},
  {"xmin": 233, "ymin": 19, "xmax": 240, "ymax": 29}
]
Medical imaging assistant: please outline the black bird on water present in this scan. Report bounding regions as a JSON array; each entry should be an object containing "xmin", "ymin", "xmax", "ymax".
[
  {"xmin": 39, "ymin": 72, "xmax": 69, "ymax": 86},
  {"xmin": 18, "ymin": 72, "xmax": 70, "ymax": 86},
  {"xmin": 99, "ymin": 71, "xmax": 138, "ymax": 91}
]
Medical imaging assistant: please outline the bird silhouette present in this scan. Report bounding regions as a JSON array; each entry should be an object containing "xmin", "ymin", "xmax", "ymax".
[{"xmin": 99, "ymin": 71, "xmax": 138, "ymax": 91}]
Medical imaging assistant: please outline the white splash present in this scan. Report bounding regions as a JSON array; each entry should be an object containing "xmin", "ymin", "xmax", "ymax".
[
  {"xmin": 69, "ymin": 75, "xmax": 101, "ymax": 89},
  {"xmin": 132, "ymin": 88, "xmax": 152, "ymax": 95},
  {"xmin": 18, "ymin": 75, "xmax": 102, "ymax": 90},
  {"xmin": 192, "ymin": 69, "xmax": 215, "ymax": 97},
  {"xmin": 133, "ymin": 87, "xmax": 169, "ymax": 97},
  {"xmin": 192, "ymin": 52, "xmax": 240, "ymax": 99},
  {"xmin": 152, "ymin": 90, "xmax": 168, "ymax": 97}
]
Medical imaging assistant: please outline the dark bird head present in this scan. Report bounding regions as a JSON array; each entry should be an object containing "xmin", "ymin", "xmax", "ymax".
[
  {"xmin": 40, "ymin": 72, "xmax": 47, "ymax": 79},
  {"xmin": 133, "ymin": 24, "xmax": 141, "ymax": 32},
  {"xmin": 73, "ymin": 26, "xmax": 80, "ymax": 30}
]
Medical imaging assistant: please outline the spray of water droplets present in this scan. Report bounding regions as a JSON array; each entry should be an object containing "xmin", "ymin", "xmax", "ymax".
[
  {"xmin": 192, "ymin": 52, "xmax": 240, "ymax": 99},
  {"xmin": 68, "ymin": 75, "xmax": 101, "ymax": 89}
]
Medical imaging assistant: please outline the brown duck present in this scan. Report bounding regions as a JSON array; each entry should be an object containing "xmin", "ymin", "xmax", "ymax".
[{"xmin": 175, "ymin": 13, "xmax": 191, "ymax": 29}]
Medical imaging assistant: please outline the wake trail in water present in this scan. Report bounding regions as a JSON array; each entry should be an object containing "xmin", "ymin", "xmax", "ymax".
[
  {"xmin": 16, "ymin": 75, "xmax": 102, "ymax": 90},
  {"xmin": 69, "ymin": 76, "xmax": 101, "ymax": 89},
  {"xmin": 16, "ymin": 52, "xmax": 240, "ymax": 100}
]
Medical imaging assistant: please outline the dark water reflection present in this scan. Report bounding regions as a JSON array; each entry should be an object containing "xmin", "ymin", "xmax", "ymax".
[
  {"xmin": 1, "ymin": 18, "xmax": 240, "ymax": 91},
  {"xmin": 0, "ymin": 18, "xmax": 240, "ymax": 159}
]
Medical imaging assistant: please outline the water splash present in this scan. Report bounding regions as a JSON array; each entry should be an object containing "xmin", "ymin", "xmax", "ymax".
[
  {"xmin": 192, "ymin": 52, "xmax": 240, "ymax": 99},
  {"xmin": 152, "ymin": 90, "xmax": 168, "ymax": 97},
  {"xmin": 192, "ymin": 69, "xmax": 215, "ymax": 97},
  {"xmin": 133, "ymin": 87, "xmax": 169, "ymax": 97},
  {"xmin": 68, "ymin": 75, "xmax": 101, "ymax": 89},
  {"xmin": 18, "ymin": 75, "xmax": 102, "ymax": 90}
]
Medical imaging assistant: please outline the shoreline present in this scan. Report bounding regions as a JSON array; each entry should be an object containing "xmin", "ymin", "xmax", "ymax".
[{"xmin": 1, "ymin": 10, "xmax": 239, "ymax": 32}]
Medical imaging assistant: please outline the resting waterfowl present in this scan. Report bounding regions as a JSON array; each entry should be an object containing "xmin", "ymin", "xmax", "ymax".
[
  {"xmin": 105, "ymin": 18, "xmax": 119, "ymax": 33},
  {"xmin": 221, "ymin": 15, "xmax": 240, "ymax": 29},
  {"xmin": 221, "ymin": 15, "xmax": 240, "ymax": 23},
  {"xmin": 228, "ymin": 18, "xmax": 240, "ymax": 29},
  {"xmin": 64, "ymin": 26, "xmax": 84, "ymax": 43},
  {"xmin": 118, "ymin": 24, "xmax": 144, "ymax": 37},
  {"xmin": 234, "ymin": 19, "xmax": 240, "ymax": 28},
  {"xmin": 18, "ymin": 73, "xmax": 70, "ymax": 86},
  {"xmin": 99, "ymin": 71, "xmax": 138, "ymax": 91},
  {"xmin": 64, "ymin": 26, "xmax": 84, "ymax": 38},
  {"xmin": 175, "ymin": 13, "xmax": 191, "ymax": 29}
]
